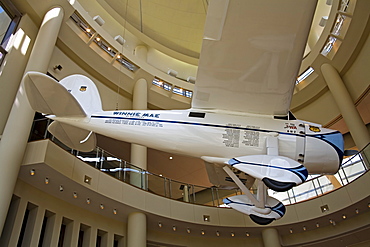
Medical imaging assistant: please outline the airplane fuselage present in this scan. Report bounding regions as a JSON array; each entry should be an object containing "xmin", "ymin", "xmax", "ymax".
[{"xmin": 52, "ymin": 109, "xmax": 343, "ymax": 175}]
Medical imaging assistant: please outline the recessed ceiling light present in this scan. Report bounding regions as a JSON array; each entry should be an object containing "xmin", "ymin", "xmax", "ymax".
[
  {"xmin": 86, "ymin": 198, "xmax": 91, "ymax": 204},
  {"xmin": 169, "ymin": 156, "xmax": 173, "ymax": 160},
  {"xmin": 73, "ymin": 192, "xmax": 78, "ymax": 199},
  {"xmin": 45, "ymin": 178, "xmax": 49, "ymax": 184},
  {"xmin": 100, "ymin": 204, "xmax": 104, "ymax": 209},
  {"xmin": 84, "ymin": 175, "xmax": 92, "ymax": 184},
  {"xmin": 186, "ymin": 228, "xmax": 191, "ymax": 234},
  {"xmin": 30, "ymin": 169, "xmax": 35, "ymax": 176},
  {"xmin": 113, "ymin": 209, "xmax": 117, "ymax": 215}
]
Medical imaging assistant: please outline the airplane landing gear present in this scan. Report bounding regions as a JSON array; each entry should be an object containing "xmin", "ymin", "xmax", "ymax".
[
  {"xmin": 250, "ymin": 215, "xmax": 275, "ymax": 225},
  {"xmin": 222, "ymin": 166, "xmax": 286, "ymax": 225}
]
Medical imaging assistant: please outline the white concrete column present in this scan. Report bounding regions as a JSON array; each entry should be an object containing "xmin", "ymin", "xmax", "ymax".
[
  {"xmin": 63, "ymin": 220, "xmax": 80, "ymax": 247},
  {"xmin": 82, "ymin": 226, "xmax": 97, "ymax": 247},
  {"xmin": 2, "ymin": 197, "xmax": 27, "ymax": 246},
  {"xmin": 42, "ymin": 213, "xmax": 62, "ymax": 247},
  {"xmin": 321, "ymin": 63, "xmax": 370, "ymax": 150},
  {"xmin": 127, "ymin": 212, "xmax": 146, "ymax": 247},
  {"xmin": 22, "ymin": 206, "xmax": 45, "ymax": 247},
  {"xmin": 130, "ymin": 79, "xmax": 148, "ymax": 188},
  {"xmin": 262, "ymin": 228, "xmax": 281, "ymax": 247},
  {"xmin": 0, "ymin": 6, "xmax": 64, "ymax": 235}
]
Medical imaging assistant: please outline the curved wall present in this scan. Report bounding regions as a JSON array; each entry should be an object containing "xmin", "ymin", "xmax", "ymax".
[{"xmin": 9, "ymin": 139, "xmax": 369, "ymax": 246}]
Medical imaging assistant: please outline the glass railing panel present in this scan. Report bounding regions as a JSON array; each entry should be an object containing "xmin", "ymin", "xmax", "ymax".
[{"xmin": 146, "ymin": 173, "xmax": 167, "ymax": 197}]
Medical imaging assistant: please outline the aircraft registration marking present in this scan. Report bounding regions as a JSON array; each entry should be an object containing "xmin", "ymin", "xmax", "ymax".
[{"xmin": 104, "ymin": 119, "xmax": 163, "ymax": 128}]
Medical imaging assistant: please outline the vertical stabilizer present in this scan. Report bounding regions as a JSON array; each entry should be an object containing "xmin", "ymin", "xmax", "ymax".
[{"xmin": 59, "ymin": 74, "xmax": 103, "ymax": 115}]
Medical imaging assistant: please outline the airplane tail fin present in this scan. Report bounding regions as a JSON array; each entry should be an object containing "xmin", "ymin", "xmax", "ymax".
[
  {"xmin": 24, "ymin": 71, "xmax": 102, "ymax": 117},
  {"xmin": 24, "ymin": 72, "xmax": 101, "ymax": 152}
]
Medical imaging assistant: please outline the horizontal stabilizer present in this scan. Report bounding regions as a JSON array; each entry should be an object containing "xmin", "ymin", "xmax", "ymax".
[
  {"xmin": 24, "ymin": 72, "xmax": 86, "ymax": 117},
  {"xmin": 48, "ymin": 121, "xmax": 96, "ymax": 152}
]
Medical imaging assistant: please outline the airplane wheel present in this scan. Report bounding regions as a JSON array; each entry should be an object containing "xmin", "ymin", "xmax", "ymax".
[
  {"xmin": 249, "ymin": 214, "xmax": 274, "ymax": 225},
  {"xmin": 262, "ymin": 178, "xmax": 295, "ymax": 192}
]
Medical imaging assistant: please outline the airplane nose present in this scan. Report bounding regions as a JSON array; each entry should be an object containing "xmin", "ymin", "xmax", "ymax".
[
  {"xmin": 318, "ymin": 131, "xmax": 345, "ymax": 161},
  {"xmin": 303, "ymin": 130, "xmax": 344, "ymax": 174}
]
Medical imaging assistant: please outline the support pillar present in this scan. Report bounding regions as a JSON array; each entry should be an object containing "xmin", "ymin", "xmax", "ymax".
[
  {"xmin": 262, "ymin": 228, "xmax": 281, "ymax": 247},
  {"xmin": 321, "ymin": 63, "xmax": 370, "ymax": 150},
  {"xmin": 0, "ymin": 6, "xmax": 64, "ymax": 235},
  {"xmin": 130, "ymin": 79, "xmax": 148, "ymax": 188},
  {"xmin": 127, "ymin": 212, "xmax": 146, "ymax": 247}
]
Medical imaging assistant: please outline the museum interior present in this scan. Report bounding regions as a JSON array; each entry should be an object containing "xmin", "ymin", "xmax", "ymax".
[{"xmin": 0, "ymin": 0, "xmax": 369, "ymax": 246}]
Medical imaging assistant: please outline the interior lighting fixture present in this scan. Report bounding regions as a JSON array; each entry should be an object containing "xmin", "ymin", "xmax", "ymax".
[
  {"xmin": 167, "ymin": 69, "xmax": 178, "ymax": 77},
  {"xmin": 321, "ymin": 204, "xmax": 329, "ymax": 213},
  {"xmin": 203, "ymin": 215, "xmax": 210, "ymax": 222},
  {"xmin": 107, "ymin": 47, "xmax": 111, "ymax": 51},
  {"xmin": 201, "ymin": 230, "xmax": 205, "ymax": 235},
  {"xmin": 187, "ymin": 76, "xmax": 196, "ymax": 84},
  {"xmin": 231, "ymin": 232, "xmax": 235, "ymax": 237},
  {"xmin": 84, "ymin": 175, "xmax": 91, "ymax": 184},
  {"xmin": 169, "ymin": 156, "xmax": 173, "ymax": 160},
  {"xmin": 45, "ymin": 178, "xmax": 49, "ymax": 184},
  {"xmin": 216, "ymin": 231, "xmax": 220, "ymax": 237},
  {"xmin": 86, "ymin": 28, "xmax": 91, "ymax": 33},
  {"xmin": 368, "ymin": 203, "xmax": 370, "ymax": 208},
  {"xmin": 303, "ymin": 226, "xmax": 307, "ymax": 231},
  {"xmin": 172, "ymin": 226, "xmax": 177, "ymax": 231},
  {"xmin": 59, "ymin": 185, "xmax": 64, "ymax": 192},
  {"xmin": 246, "ymin": 232, "xmax": 250, "ymax": 237},
  {"xmin": 53, "ymin": 65, "xmax": 63, "ymax": 71},
  {"xmin": 73, "ymin": 192, "xmax": 78, "ymax": 199},
  {"xmin": 117, "ymin": 55, "xmax": 121, "ymax": 59},
  {"xmin": 96, "ymin": 37, "xmax": 101, "ymax": 42},
  {"xmin": 100, "ymin": 204, "xmax": 104, "ymax": 209},
  {"xmin": 316, "ymin": 223, "xmax": 320, "ymax": 228},
  {"xmin": 86, "ymin": 198, "xmax": 91, "ymax": 204},
  {"xmin": 114, "ymin": 35, "xmax": 125, "ymax": 45},
  {"xmin": 342, "ymin": 214, "xmax": 347, "ymax": 219},
  {"xmin": 158, "ymin": 222, "xmax": 162, "ymax": 228},
  {"xmin": 113, "ymin": 209, "xmax": 117, "ymax": 215},
  {"xmin": 355, "ymin": 209, "xmax": 359, "ymax": 214},
  {"xmin": 289, "ymin": 229, "xmax": 293, "ymax": 234},
  {"xmin": 319, "ymin": 16, "xmax": 328, "ymax": 27},
  {"xmin": 30, "ymin": 169, "xmax": 35, "ymax": 176},
  {"xmin": 186, "ymin": 228, "xmax": 191, "ymax": 234},
  {"xmin": 93, "ymin": 15, "xmax": 105, "ymax": 26}
]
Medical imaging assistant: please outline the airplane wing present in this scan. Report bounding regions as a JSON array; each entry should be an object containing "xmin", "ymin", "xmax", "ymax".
[{"xmin": 192, "ymin": 0, "xmax": 317, "ymax": 116}]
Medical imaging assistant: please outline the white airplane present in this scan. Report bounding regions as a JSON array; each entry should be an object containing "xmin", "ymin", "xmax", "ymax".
[{"xmin": 24, "ymin": 0, "xmax": 345, "ymax": 225}]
